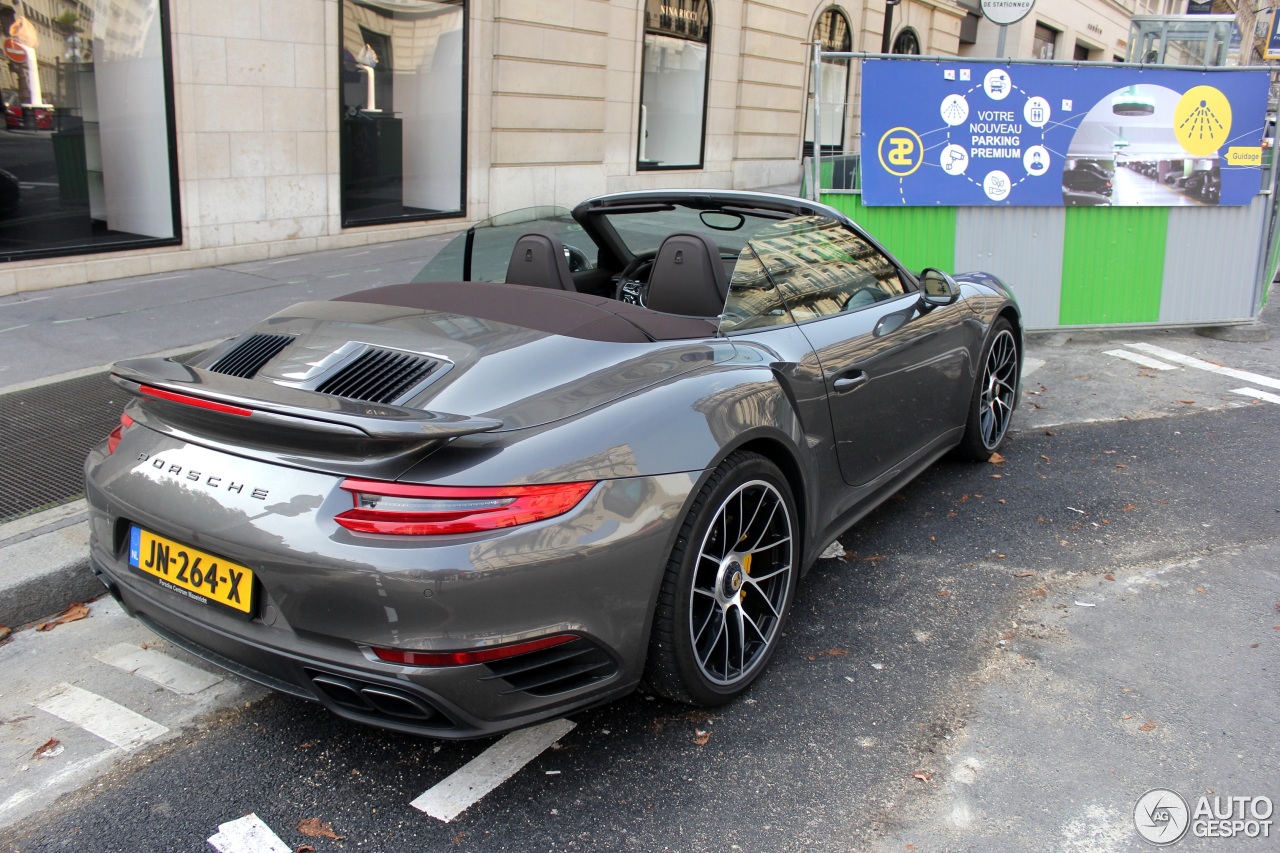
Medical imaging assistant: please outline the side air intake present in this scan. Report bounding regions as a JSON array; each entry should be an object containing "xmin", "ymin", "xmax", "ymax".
[
  {"xmin": 316, "ymin": 347, "xmax": 440, "ymax": 404},
  {"xmin": 209, "ymin": 334, "xmax": 294, "ymax": 379}
]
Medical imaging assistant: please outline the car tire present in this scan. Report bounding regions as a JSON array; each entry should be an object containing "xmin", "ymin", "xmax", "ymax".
[
  {"xmin": 645, "ymin": 451, "xmax": 798, "ymax": 706},
  {"xmin": 954, "ymin": 318, "xmax": 1019, "ymax": 461}
]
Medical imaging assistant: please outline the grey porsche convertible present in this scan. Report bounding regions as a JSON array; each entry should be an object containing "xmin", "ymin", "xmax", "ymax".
[{"xmin": 84, "ymin": 190, "xmax": 1021, "ymax": 738}]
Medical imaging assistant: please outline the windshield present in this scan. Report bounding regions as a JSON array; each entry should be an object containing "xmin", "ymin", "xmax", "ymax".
[{"xmin": 413, "ymin": 206, "xmax": 594, "ymax": 283}]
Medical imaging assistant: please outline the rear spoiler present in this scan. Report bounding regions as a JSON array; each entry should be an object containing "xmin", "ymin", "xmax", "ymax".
[{"xmin": 111, "ymin": 357, "xmax": 504, "ymax": 442}]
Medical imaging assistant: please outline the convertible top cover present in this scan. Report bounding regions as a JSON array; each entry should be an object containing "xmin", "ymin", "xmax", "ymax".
[{"xmin": 336, "ymin": 281, "xmax": 720, "ymax": 343}]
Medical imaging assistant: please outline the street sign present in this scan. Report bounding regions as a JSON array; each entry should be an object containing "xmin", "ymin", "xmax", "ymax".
[
  {"xmin": 980, "ymin": 0, "xmax": 1035, "ymax": 27},
  {"xmin": 1267, "ymin": 11, "xmax": 1280, "ymax": 60},
  {"xmin": 4, "ymin": 39, "xmax": 27, "ymax": 63}
]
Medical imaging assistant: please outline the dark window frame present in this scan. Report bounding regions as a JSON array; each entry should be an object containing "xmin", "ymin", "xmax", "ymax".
[
  {"xmin": 339, "ymin": 0, "xmax": 469, "ymax": 229},
  {"xmin": 803, "ymin": 6, "xmax": 853, "ymax": 159},
  {"xmin": 892, "ymin": 27, "xmax": 921, "ymax": 55},
  {"xmin": 636, "ymin": 0, "xmax": 712, "ymax": 172},
  {"xmin": 0, "ymin": 0, "xmax": 183, "ymax": 264}
]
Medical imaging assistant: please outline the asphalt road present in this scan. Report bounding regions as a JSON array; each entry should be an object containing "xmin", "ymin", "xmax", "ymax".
[{"xmin": 2, "ymin": 399, "xmax": 1277, "ymax": 852}]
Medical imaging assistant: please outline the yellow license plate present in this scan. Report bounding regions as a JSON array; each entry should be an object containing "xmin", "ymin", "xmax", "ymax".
[{"xmin": 128, "ymin": 526, "xmax": 255, "ymax": 616}]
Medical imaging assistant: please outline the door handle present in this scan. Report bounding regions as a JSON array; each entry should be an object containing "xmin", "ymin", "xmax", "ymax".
[{"xmin": 832, "ymin": 371, "xmax": 868, "ymax": 393}]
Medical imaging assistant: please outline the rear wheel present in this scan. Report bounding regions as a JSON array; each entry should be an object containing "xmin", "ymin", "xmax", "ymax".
[
  {"xmin": 645, "ymin": 451, "xmax": 798, "ymax": 705},
  {"xmin": 955, "ymin": 318, "xmax": 1019, "ymax": 460}
]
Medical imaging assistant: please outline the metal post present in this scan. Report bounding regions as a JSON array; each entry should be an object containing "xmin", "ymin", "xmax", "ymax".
[
  {"xmin": 881, "ymin": 3, "xmax": 895, "ymax": 54},
  {"xmin": 996, "ymin": 24, "xmax": 1007, "ymax": 58},
  {"xmin": 811, "ymin": 41, "xmax": 822, "ymax": 201}
]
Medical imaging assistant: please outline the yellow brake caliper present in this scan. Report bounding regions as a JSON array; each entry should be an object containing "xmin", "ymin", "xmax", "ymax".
[{"xmin": 740, "ymin": 552, "xmax": 752, "ymax": 601}]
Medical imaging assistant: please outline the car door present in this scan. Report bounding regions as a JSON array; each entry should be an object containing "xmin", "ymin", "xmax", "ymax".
[{"xmin": 745, "ymin": 216, "xmax": 975, "ymax": 488}]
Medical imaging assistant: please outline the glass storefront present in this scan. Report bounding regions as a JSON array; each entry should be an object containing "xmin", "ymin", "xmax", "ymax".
[
  {"xmin": 340, "ymin": 0, "xmax": 466, "ymax": 228},
  {"xmin": 804, "ymin": 8, "xmax": 852, "ymax": 157},
  {"xmin": 0, "ymin": 0, "xmax": 178, "ymax": 262},
  {"xmin": 638, "ymin": 0, "xmax": 710, "ymax": 171}
]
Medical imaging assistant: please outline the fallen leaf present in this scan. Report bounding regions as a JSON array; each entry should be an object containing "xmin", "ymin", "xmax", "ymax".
[
  {"xmin": 0, "ymin": 626, "xmax": 10, "ymax": 642},
  {"xmin": 996, "ymin": 554, "xmax": 1006, "ymax": 559},
  {"xmin": 997, "ymin": 498, "xmax": 1006, "ymax": 504},
  {"xmin": 452, "ymin": 833, "xmax": 467, "ymax": 843},
  {"xmin": 820, "ymin": 647, "xmax": 850, "ymax": 657},
  {"xmin": 31, "ymin": 737, "xmax": 61, "ymax": 759},
  {"xmin": 863, "ymin": 555, "xmax": 886, "ymax": 563},
  {"xmin": 912, "ymin": 771, "xmax": 933, "ymax": 783},
  {"xmin": 1040, "ymin": 454, "xmax": 1051, "ymax": 463},
  {"xmin": 1059, "ymin": 540, "xmax": 1069, "ymax": 546},
  {"xmin": 937, "ymin": 589, "xmax": 950, "ymax": 598},
  {"xmin": 693, "ymin": 729, "xmax": 711, "ymax": 746},
  {"xmin": 1044, "ymin": 429, "xmax": 1054, "ymax": 436},
  {"xmin": 947, "ymin": 511, "xmax": 958, "ymax": 518},
  {"xmin": 1176, "ymin": 399, "xmax": 1196, "ymax": 405},
  {"xmin": 1122, "ymin": 714, "xmax": 1133, "ymax": 720},
  {"xmin": 1104, "ymin": 574, "xmax": 1115, "ymax": 581},
  {"xmin": 299, "ymin": 742, "xmax": 315, "ymax": 749},
  {"xmin": 1138, "ymin": 720, "xmax": 1158, "ymax": 732},
  {"xmin": 955, "ymin": 494, "xmax": 970, "ymax": 504},
  {"xmin": 1122, "ymin": 504, "xmax": 1138, "ymax": 512},
  {"xmin": 1115, "ymin": 464, "xmax": 1129, "ymax": 469},
  {"xmin": 296, "ymin": 846, "xmax": 316, "ymax": 853},
  {"xmin": 988, "ymin": 452, "xmax": 1006, "ymax": 464},
  {"xmin": 1250, "ymin": 643, "xmax": 1259, "ymax": 649},
  {"xmin": 297, "ymin": 818, "xmax": 342, "ymax": 840},
  {"xmin": 929, "ymin": 535, "xmax": 936, "ymax": 541},
  {"xmin": 35, "ymin": 603, "xmax": 90, "ymax": 632},
  {"xmin": 1195, "ymin": 587, "xmax": 1206, "ymax": 594},
  {"xmin": 1014, "ymin": 571, "xmax": 1037, "ymax": 578},
  {"xmin": 990, "ymin": 473, "xmax": 1004, "ymax": 479},
  {"xmin": 1033, "ymin": 588, "xmax": 1047, "ymax": 597}
]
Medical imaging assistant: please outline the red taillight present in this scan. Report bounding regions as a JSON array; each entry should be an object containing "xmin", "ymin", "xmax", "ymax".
[
  {"xmin": 372, "ymin": 634, "xmax": 577, "ymax": 667},
  {"xmin": 139, "ymin": 385, "xmax": 253, "ymax": 417},
  {"xmin": 106, "ymin": 413, "xmax": 135, "ymax": 455},
  {"xmin": 335, "ymin": 479, "xmax": 596, "ymax": 535}
]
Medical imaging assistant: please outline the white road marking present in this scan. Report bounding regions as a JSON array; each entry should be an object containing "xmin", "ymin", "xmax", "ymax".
[
  {"xmin": 0, "ymin": 750, "xmax": 116, "ymax": 820},
  {"xmin": 1230, "ymin": 387, "xmax": 1280, "ymax": 405},
  {"xmin": 410, "ymin": 718, "xmax": 576, "ymax": 822},
  {"xmin": 206, "ymin": 813, "xmax": 292, "ymax": 853},
  {"xmin": 1103, "ymin": 349, "xmax": 1177, "ymax": 371},
  {"xmin": 95, "ymin": 643, "xmax": 223, "ymax": 695},
  {"xmin": 1126, "ymin": 342, "xmax": 1280, "ymax": 391},
  {"xmin": 1022, "ymin": 356, "xmax": 1046, "ymax": 377},
  {"xmin": 33, "ymin": 683, "xmax": 169, "ymax": 750}
]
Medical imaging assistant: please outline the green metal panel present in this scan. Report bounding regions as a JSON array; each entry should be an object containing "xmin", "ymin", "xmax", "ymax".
[
  {"xmin": 1059, "ymin": 206, "xmax": 1167, "ymax": 326},
  {"xmin": 822, "ymin": 193, "xmax": 956, "ymax": 273}
]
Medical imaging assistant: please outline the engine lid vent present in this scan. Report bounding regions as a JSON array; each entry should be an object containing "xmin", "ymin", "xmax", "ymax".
[
  {"xmin": 209, "ymin": 333, "xmax": 295, "ymax": 379},
  {"xmin": 316, "ymin": 347, "xmax": 440, "ymax": 404}
]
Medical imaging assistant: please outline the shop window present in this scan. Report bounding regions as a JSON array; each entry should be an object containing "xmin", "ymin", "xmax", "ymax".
[
  {"xmin": 892, "ymin": 28, "xmax": 921, "ymax": 55},
  {"xmin": 1034, "ymin": 23, "xmax": 1058, "ymax": 60},
  {"xmin": 341, "ymin": 0, "xmax": 465, "ymax": 228},
  {"xmin": 637, "ymin": 0, "xmax": 711, "ymax": 170},
  {"xmin": 0, "ymin": 1, "xmax": 179, "ymax": 262},
  {"xmin": 804, "ymin": 8, "xmax": 852, "ymax": 158}
]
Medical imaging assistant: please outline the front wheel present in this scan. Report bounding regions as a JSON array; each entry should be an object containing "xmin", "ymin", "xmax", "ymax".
[
  {"xmin": 954, "ymin": 318, "xmax": 1019, "ymax": 460},
  {"xmin": 645, "ymin": 452, "xmax": 799, "ymax": 705}
]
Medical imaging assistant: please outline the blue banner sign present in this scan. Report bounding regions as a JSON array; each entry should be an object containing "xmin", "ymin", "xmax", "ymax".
[{"xmin": 860, "ymin": 60, "xmax": 1270, "ymax": 207}]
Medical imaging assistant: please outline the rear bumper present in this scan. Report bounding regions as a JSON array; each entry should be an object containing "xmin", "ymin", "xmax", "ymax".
[
  {"xmin": 93, "ymin": 554, "xmax": 636, "ymax": 737},
  {"xmin": 85, "ymin": 436, "xmax": 699, "ymax": 738}
]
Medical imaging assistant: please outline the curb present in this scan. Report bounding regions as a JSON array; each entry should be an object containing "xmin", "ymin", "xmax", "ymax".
[{"xmin": 0, "ymin": 502, "xmax": 102, "ymax": 629}]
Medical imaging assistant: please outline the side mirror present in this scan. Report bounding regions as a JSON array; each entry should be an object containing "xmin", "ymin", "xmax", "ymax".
[{"xmin": 919, "ymin": 268, "xmax": 959, "ymax": 309}]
